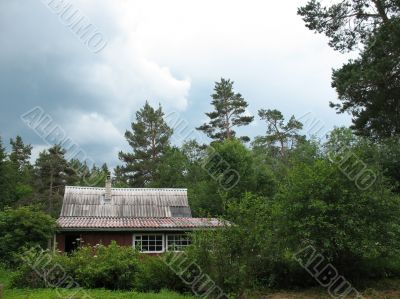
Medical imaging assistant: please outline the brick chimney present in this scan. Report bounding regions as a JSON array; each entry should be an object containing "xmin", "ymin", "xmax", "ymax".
[{"xmin": 105, "ymin": 174, "xmax": 112, "ymax": 200}]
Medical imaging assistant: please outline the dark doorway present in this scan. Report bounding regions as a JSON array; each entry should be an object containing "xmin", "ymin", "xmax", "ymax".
[{"xmin": 65, "ymin": 234, "xmax": 80, "ymax": 253}]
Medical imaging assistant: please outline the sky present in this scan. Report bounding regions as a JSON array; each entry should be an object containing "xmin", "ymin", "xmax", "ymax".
[{"xmin": 0, "ymin": 0, "xmax": 353, "ymax": 169}]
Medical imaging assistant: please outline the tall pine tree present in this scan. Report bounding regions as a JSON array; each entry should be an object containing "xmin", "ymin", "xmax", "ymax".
[
  {"xmin": 9, "ymin": 136, "xmax": 34, "ymax": 205},
  {"xmin": 197, "ymin": 78, "xmax": 254, "ymax": 142},
  {"xmin": 255, "ymin": 109, "xmax": 304, "ymax": 160},
  {"xmin": 35, "ymin": 145, "xmax": 68, "ymax": 216},
  {"xmin": 298, "ymin": 0, "xmax": 400, "ymax": 139},
  {"xmin": 9, "ymin": 136, "xmax": 32, "ymax": 172},
  {"xmin": 0, "ymin": 136, "xmax": 12, "ymax": 210},
  {"xmin": 118, "ymin": 101, "xmax": 173, "ymax": 187}
]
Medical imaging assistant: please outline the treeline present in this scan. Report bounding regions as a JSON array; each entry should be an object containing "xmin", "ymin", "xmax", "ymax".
[
  {"xmin": 1, "ymin": 75, "xmax": 400, "ymax": 220},
  {"xmin": 0, "ymin": 137, "xmax": 109, "ymax": 217}
]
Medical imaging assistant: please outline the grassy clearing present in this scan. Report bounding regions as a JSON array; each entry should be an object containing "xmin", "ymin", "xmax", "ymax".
[
  {"xmin": 245, "ymin": 279, "xmax": 400, "ymax": 299},
  {"xmin": 0, "ymin": 267, "xmax": 195, "ymax": 299},
  {"xmin": 3, "ymin": 289, "xmax": 195, "ymax": 299},
  {"xmin": 245, "ymin": 288, "xmax": 400, "ymax": 299},
  {"xmin": 0, "ymin": 266, "xmax": 11, "ymax": 289},
  {"xmin": 1, "ymin": 267, "xmax": 400, "ymax": 299}
]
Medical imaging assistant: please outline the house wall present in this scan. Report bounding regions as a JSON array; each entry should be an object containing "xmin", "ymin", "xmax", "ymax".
[
  {"xmin": 56, "ymin": 231, "xmax": 188, "ymax": 253},
  {"xmin": 81, "ymin": 232, "xmax": 133, "ymax": 247},
  {"xmin": 56, "ymin": 232, "xmax": 132, "ymax": 251}
]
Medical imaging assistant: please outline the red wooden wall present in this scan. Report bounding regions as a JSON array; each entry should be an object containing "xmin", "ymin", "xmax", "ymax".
[{"xmin": 56, "ymin": 232, "xmax": 133, "ymax": 252}]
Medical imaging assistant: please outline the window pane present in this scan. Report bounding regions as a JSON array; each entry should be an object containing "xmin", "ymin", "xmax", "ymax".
[
  {"xmin": 135, "ymin": 235, "xmax": 163, "ymax": 252},
  {"xmin": 167, "ymin": 234, "xmax": 191, "ymax": 251}
]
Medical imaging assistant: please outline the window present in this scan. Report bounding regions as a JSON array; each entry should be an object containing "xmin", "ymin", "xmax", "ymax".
[
  {"xmin": 134, "ymin": 234, "xmax": 164, "ymax": 253},
  {"xmin": 167, "ymin": 234, "xmax": 191, "ymax": 251}
]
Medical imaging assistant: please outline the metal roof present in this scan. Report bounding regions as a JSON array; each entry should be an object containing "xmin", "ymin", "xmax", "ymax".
[
  {"xmin": 57, "ymin": 217, "xmax": 224, "ymax": 231},
  {"xmin": 60, "ymin": 186, "xmax": 192, "ymax": 218}
]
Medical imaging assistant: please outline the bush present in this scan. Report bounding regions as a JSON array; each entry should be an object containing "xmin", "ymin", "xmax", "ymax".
[
  {"xmin": 70, "ymin": 242, "xmax": 139, "ymax": 289},
  {"xmin": 186, "ymin": 193, "xmax": 283, "ymax": 294},
  {"xmin": 0, "ymin": 206, "xmax": 56, "ymax": 266},
  {"xmin": 275, "ymin": 158, "xmax": 400, "ymax": 282},
  {"xmin": 135, "ymin": 254, "xmax": 186, "ymax": 292},
  {"xmin": 187, "ymin": 158, "xmax": 400, "ymax": 294},
  {"xmin": 11, "ymin": 242, "xmax": 190, "ymax": 292},
  {"xmin": 11, "ymin": 242, "xmax": 140, "ymax": 290},
  {"xmin": 10, "ymin": 247, "xmax": 58, "ymax": 288}
]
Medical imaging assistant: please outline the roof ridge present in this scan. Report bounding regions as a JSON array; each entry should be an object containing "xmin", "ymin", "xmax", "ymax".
[{"xmin": 65, "ymin": 186, "xmax": 187, "ymax": 191}]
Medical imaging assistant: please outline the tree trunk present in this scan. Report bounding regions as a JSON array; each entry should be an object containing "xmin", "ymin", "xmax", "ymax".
[
  {"xmin": 372, "ymin": 0, "xmax": 389, "ymax": 23},
  {"xmin": 49, "ymin": 170, "xmax": 53, "ymax": 215}
]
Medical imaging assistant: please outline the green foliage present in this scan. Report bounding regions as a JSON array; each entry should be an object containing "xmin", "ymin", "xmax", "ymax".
[
  {"xmin": 331, "ymin": 18, "xmax": 400, "ymax": 139},
  {"xmin": 34, "ymin": 144, "xmax": 69, "ymax": 216},
  {"xmin": 299, "ymin": 1, "xmax": 400, "ymax": 139},
  {"xmin": 9, "ymin": 136, "xmax": 32, "ymax": 173},
  {"xmin": 5, "ymin": 288, "xmax": 195, "ymax": 299},
  {"xmin": 150, "ymin": 147, "xmax": 189, "ymax": 188},
  {"xmin": 188, "ymin": 130, "xmax": 400, "ymax": 292},
  {"xmin": 187, "ymin": 193, "xmax": 291, "ymax": 293},
  {"xmin": 206, "ymin": 139, "xmax": 276, "ymax": 200},
  {"xmin": 135, "ymin": 255, "xmax": 186, "ymax": 292},
  {"xmin": 187, "ymin": 139, "xmax": 276, "ymax": 216},
  {"xmin": 11, "ymin": 243, "xmax": 187, "ymax": 293},
  {"xmin": 0, "ymin": 206, "xmax": 55, "ymax": 266},
  {"xmin": 68, "ymin": 242, "xmax": 139, "ymax": 289},
  {"xmin": 298, "ymin": 0, "xmax": 398, "ymax": 52},
  {"xmin": 12, "ymin": 242, "xmax": 139, "ymax": 290},
  {"xmin": 276, "ymin": 157, "xmax": 400, "ymax": 279},
  {"xmin": 197, "ymin": 78, "xmax": 253, "ymax": 141},
  {"xmin": 256, "ymin": 109, "xmax": 305, "ymax": 160},
  {"xmin": 0, "ymin": 136, "xmax": 13, "ymax": 209},
  {"xmin": 118, "ymin": 101, "xmax": 173, "ymax": 187},
  {"xmin": 0, "ymin": 136, "xmax": 35, "ymax": 209}
]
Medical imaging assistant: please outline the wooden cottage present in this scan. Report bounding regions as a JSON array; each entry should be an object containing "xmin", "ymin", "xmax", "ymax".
[{"xmin": 56, "ymin": 177, "xmax": 222, "ymax": 253}]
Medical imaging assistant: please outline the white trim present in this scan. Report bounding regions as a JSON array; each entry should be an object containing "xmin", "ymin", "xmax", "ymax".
[{"xmin": 133, "ymin": 233, "xmax": 165, "ymax": 253}]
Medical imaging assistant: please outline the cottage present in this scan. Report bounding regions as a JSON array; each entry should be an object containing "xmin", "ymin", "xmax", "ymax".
[{"xmin": 55, "ymin": 177, "xmax": 222, "ymax": 253}]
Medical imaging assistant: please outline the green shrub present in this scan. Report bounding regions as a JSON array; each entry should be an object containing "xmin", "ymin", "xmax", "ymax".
[
  {"xmin": 11, "ymin": 242, "xmax": 139, "ymax": 290},
  {"xmin": 135, "ymin": 254, "xmax": 186, "ymax": 293},
  {"xmin": 70, "ymin": 242, "xmax": 139, "ymax": 289},
  {"xmin": 10, "ymin": 242, "xmax": 192, "ymax": 292},
  {"xmin": 10, "ymin": 247, "xmax": 57, "ymax": 288},
  {"xmin": 0, "ymin": 206, "xmax": 56, "ymax": 266}
]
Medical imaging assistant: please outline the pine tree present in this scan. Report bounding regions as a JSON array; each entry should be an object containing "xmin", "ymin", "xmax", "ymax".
[
  {"xmin": 197, "ymin": 78, "xmax": 254, "ymax": 142},
  {"xmin": 9, "ymin": 136, "xmax": 32, "ymax": 173},
  {"xmin": 298, "ymin": 1, "xmax": 400, "ymax": 139},
  {"xmin": 67, "ymin": 159, "xmax": 90, "ymax": 186},
  {"xmin": 7, "ymin": 136, "xmax": 34, "ymax": 206},
  {"xmin": 0, "ymin": 136, "xmax": 12, "ymax": 209},
  {"xmin": 35, "ymin": 144, "xmax": 68, "ymax": 216},
  {"xmin": 86, "ymin": 163, "xmax": 109, "ymax": 187},
  {"xmin": 118, "ymin": 101, "xmax": 173, "ymax": 187},
  {"xmin": 256, "ymin": 109, "xmax": 304, "ymax": 159}
]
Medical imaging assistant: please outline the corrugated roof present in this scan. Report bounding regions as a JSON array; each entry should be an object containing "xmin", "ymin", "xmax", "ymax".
[
  {"xmin": 60, "ymin": 186, "xmax": 192, "ymax": 218},
  {"xmin": 57, "ymin": 217, "xmax": 224, "ymax": 230}
]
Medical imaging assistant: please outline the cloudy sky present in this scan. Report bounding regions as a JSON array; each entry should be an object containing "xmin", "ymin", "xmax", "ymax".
[{"xmin": 0, "ymin": 0, "xmax": 352, "ymax": 168}]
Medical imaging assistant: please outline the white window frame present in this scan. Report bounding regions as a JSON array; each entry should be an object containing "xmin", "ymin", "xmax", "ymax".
[
  {"xmin": 166, "ymin": 233, "xmax": 192, "ymax": 252},
  {"xmin": 133, "ymin": 233, "xmax": 165, "ymax": 253}
]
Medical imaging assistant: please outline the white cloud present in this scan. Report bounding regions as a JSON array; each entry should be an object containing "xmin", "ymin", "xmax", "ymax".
[
  {"xmin": 64, "ymin": 112, "xmax": 124, "ymax": 145},
  {"xmin": 61, "ymin": 0, "xmax": 191, "ymax": 123},
  {"xmin": 1, "ymin": 0, "xmax": 354, "ymax": 167}
]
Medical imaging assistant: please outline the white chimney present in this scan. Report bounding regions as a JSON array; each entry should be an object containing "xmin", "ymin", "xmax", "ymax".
[{"xmin": 105, "ymin": 174, "xmax": 112, "ymax": 200}]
